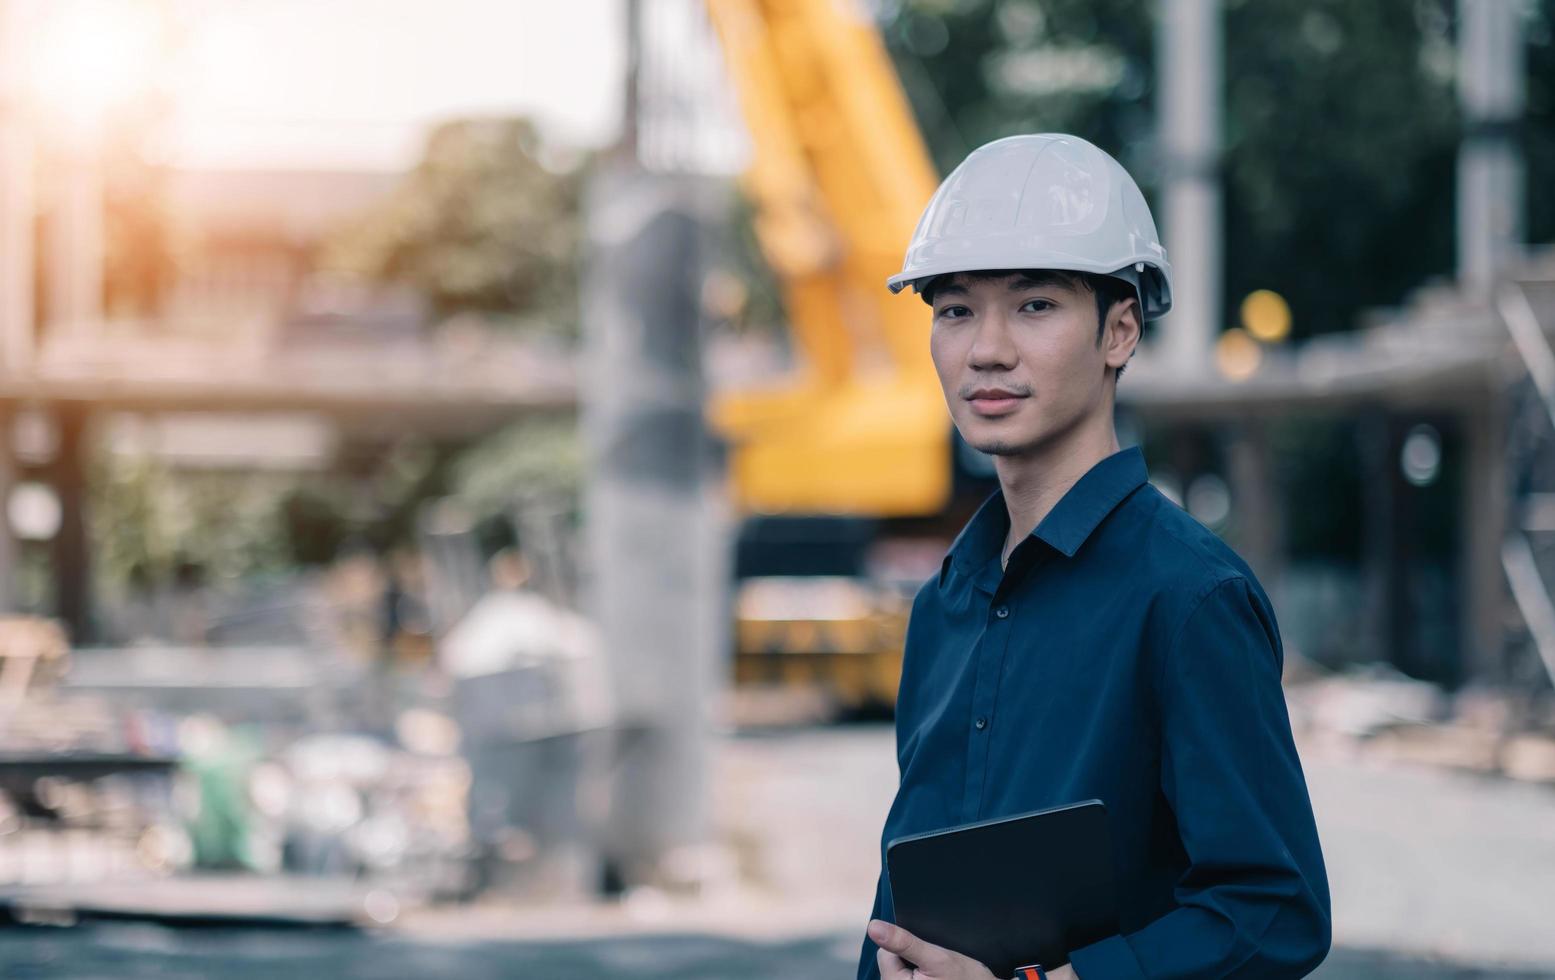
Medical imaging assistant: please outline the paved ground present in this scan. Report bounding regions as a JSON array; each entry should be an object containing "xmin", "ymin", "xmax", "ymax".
[
  {"xmin": 3, "ymin": 722, "xmax": 1554, "ymax": 978},
  {"xmin": 2, "ymin": 922, "xmax": 1551, "ymax": 979},
  {"xmin": 0, "ymin": 926, "xmax": 848, "ymax": 979},
  {"xmin": 1309, "ymin": 749, "xmax": 1555, "ymax": 970}
]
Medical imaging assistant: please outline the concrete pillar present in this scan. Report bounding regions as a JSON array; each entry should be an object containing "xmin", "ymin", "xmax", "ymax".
[
  {"xmin": 1457, "ymin": 0, "xmax": 1525, "ymax": 292},
  {"xmin": 1225, "ymin": 420, "xmax": 1284, "ymax": 594},
  {"xmin": 0, "ymin": 407, "xmax": 16, "ymax": 611},
  {"xmin": 51, "ymin": 404, "xmax": 91, "ymax": 643},
  {"xmin": 0, "ymin": 0, "xmax": 36, "ymax": 371},
  {"xmin": 1461, "ymin": 402, "xmax": 1508, "ymax": 685},
  {"xmin": 1357, "ymin": 410, "xmax": 1398, "ymax": 668},
  {"xmin": 1158, "ymin": 0, "xmax": 1222, "ymax": 375},
  {"xmin": 580, "ymin": 163, "xmax": 730, "ymax": 887}
]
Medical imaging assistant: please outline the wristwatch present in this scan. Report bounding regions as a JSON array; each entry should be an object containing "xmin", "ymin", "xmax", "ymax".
[{"xmin": 1013, "ymin": 965, "xmax": 1048, "ymax": 980}]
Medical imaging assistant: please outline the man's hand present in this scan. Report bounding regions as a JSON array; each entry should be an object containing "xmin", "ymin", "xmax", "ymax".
[
  {"xmin": 869, "ymin": 919, "xmax": 998, "ymax": 980},
  {"xmin": 867, "ymin": 920, "xmax": 1082, "ymax": 980}
]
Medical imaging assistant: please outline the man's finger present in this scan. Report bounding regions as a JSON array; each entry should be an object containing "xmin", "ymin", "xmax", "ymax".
[
  {"xmin": 877, "ymin": 947, "xmax": 913, "ymax": 980},
  {"xmin": 869, "ymin": 919, "xmax": 943, "ymax": 970}
]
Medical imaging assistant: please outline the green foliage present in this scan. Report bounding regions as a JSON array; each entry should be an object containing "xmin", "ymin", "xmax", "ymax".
[
  {"xmin": 90, "ymin": 454, "xmax": 295, "ymax": 593},
  {"xmin": 287, "ymin": 435, "xmax": 461, "ymax": 561},
  {"xmin": 322, "ymin": 118, "xmax": 588, "ymax": 333},
  {"xmin": 89, "ymin": 434, "xmax": 458, "ymax": 596},
  {"xmin": 883, "ymin": 0, "xmax": 1155, "ymax": 181},
  {"xmin": 448, "ymin": 414, "xmax": 583, "ymax": 519},
  {"xmin": 88, "ymin": 419, "xmax": 583, "ymax": 595},
  {"xmin": 1220, "ymin": 0, "xmax": 1458, "ymax": 336}
]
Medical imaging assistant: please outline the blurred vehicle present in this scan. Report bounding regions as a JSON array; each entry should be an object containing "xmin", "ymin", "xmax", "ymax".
[{"xmin": 731, "ymin": 516, "xmax": 928, "ymax": 713}]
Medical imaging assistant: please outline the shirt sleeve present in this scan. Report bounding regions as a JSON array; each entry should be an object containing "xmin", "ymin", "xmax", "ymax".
[
  {"xmin": 855, "ymin": 866, "xmax": 889, "ymax": 980},
  {"xmin": 1065, "ymin": 576, "xmax": 1332, "ymax": 980}
]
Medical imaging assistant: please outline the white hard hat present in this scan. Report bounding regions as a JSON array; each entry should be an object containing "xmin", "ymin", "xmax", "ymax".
[{"xmin": 887, "ymin": 133, "xmax": 1173, "ymax": 320}]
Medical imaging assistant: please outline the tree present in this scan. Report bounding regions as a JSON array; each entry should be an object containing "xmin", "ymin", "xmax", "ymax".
[{"xmin": 322, "ymin": 117, "xmax": 587, "ymax": 334}]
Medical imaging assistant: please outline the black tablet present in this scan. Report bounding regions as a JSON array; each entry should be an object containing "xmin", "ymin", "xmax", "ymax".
[{"xmin": 884, "ymin": 799, "xmax": 1118, "ymax": 977}]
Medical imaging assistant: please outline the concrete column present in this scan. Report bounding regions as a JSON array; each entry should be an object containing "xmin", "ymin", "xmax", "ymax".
[
  {"xmin": 1357, "ymin": 410, "xmax": 1399, "ymax": 668},
  {"xmin": 51, "ymin": 404, "xmax": 91, "ymax": 643},
  {"xmin": 1461, "ymin": 402, "xmax": 1508, "ymax": 685},
  {"xmin": 1457, "ymin": 0, "xmax": 1525, "ymax": 292},
  {"xmin": 0, "ymin": 407, "xmax": 16, "ymax": 611},
  {"xmin": 1158, "ymin": 0, "xmax": 1222, "ymax": 375},
  {"xmin": 0, "ymin": 0, "xmax": 36, "ymax": 371},
  {"xmin": 1225, "ymin": 420, "xmax": 1284, "ymax": 595},
  {"xmin": 581, "ymin": 163, "xmax": 730, "ymax": 887}
]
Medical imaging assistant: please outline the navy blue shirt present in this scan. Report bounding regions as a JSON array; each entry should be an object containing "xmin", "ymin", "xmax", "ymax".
[{"xmin": 857, "ymin": 446, "xmax": 1330, "ymax": 979}]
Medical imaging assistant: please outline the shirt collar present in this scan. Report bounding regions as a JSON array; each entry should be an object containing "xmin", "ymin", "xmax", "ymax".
[{"xmin": 940, "ymin": 446, "xmax": 1150, "ymax": 584}]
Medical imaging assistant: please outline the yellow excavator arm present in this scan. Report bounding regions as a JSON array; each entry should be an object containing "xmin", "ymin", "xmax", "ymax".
[{"xmin": 705, "ymin": 0, "xmax": 950, "ymax": 516}]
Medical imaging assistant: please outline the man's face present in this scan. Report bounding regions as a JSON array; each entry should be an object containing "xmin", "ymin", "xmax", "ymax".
[{"xmin": 927, "ymin": 271, "xmax": 1136, "ymax": 457}]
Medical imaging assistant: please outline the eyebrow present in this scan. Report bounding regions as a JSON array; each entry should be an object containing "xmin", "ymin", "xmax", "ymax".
[
  {"xmin": 931, "ymin": 272, "xmax": 1076, "ymax": 300},
  {"xmin": 1007, "ymin": 272, "xmax": 1076, "ymax": 292}
]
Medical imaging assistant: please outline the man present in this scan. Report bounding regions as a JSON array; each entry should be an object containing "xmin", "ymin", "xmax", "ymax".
[{"xmin": 855, "ymin": 134, "xmax": 1331, "ymax": 980}]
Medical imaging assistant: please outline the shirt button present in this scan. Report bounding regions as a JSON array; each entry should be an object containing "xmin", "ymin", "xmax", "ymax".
[
  {"xmin": 975, "ymin": 716, "xmax": 988, "ymax": 730},
  {"xmin": 994, "ymin": 605, "xmax": 1010, "ymax": 619}
]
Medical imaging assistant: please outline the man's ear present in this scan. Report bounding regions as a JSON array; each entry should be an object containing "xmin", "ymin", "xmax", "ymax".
[{"xmin": 1103, "ymin": 298, "xmax": 1142, "ymax": 370}]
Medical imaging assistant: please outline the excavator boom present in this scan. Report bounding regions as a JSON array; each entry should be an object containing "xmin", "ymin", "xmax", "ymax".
[{"xmin": 705, "ymin": 0, "xmax": 950, "ymax": 517}]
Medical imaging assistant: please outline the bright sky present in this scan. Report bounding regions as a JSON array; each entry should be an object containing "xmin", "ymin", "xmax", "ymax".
[
  {"xmin": 18, "ymin": 0, "xmax": 627, "ymax": 172},
  {"xmin": 162, "ymin": 0, "xmax": 626, "ymax": 171}
]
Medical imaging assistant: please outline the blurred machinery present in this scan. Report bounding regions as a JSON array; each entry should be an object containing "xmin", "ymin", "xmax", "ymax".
[
  {"xmin": 702, "ymin": 0, "xmax": 990, "ymax": 712},
  {"xmin": 0, "ymin": 631, "xmax": 477, "ymax": 905},
  {"xmin": 729, "ymin": 512, "xmax": 953, "ymax": 711},
  {"xmin": 0, "ymin": 622, "xmax": 187, "ymax": 891}
]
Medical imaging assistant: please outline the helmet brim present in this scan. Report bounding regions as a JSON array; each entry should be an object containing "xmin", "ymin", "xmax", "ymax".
[{"xmin": 886, "ymin": 263, "xmax": 1173, "ymax": 320}]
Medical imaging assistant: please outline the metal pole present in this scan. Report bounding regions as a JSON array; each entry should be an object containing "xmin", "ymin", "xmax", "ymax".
[{"xmin": 620, "ymin": 0, "xmax": 642, "ymax": 164}]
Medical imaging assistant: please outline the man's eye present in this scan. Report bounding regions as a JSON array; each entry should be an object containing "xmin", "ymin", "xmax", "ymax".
[
  {"xmin": 1021, "ymin": 299, "xmax": 1054, "ymax": 313},
  {"xmin": 936, "ymin": 305, "xmax": 971, "ymax": 319}
]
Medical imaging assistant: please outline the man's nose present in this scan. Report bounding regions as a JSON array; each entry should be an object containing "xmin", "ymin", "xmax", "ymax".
[{"xmin": 968, "ymin": 311, "xmax": 1017, "ymax": 368}]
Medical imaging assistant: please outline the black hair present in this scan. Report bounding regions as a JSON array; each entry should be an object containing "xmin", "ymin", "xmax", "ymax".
[{"xmin": 920, "ymin": 269, "xmax": 1140, "ymax": 380}]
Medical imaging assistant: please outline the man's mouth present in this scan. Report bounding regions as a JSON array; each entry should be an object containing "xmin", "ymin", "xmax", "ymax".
[{"xmin": 966, "ymin": 388, "xmax": 1028, "ymax": 416}]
